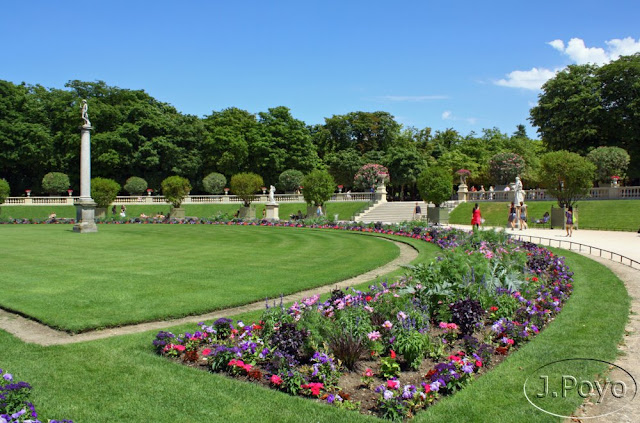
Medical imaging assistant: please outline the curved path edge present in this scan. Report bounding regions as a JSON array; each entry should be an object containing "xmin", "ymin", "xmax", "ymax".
[{"xmin": 0, "ymin": 239, "xmax": 418, "ymax": 347}]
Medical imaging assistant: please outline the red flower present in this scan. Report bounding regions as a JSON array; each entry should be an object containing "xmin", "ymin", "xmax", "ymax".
[
  {"xmin": 270, "ymin": 375, "xmax": 283, "ymax": 386},
  {"xmin": 489, "ymin": 306, "xmax": 499, "ymax": 312},
  {"xmin": 390, "ymin": 350, "xmax": 396, "ymax": 359},
  {"xmin": 365, "ymin": 295, "xmax": 373, "ymax": 302},
  {"xmin": 475, "ymin": 360, "xmax": 483, "ymax": 367},
  {"xmin": 202, "ymin": 348, "xmax": 212, "ymax": 356}
]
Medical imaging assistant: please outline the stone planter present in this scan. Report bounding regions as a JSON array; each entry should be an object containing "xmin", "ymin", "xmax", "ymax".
[
  {"xmin": 95, "ymin": 207, "xmax": 106, "ymax": 219},
  {"xmin": 427, "ymin": 207, "xmax": 449, "ymax": 225},
  {"xmin": 170, "ymin": 207, "xmax": 185, "ymax": 219},
  {"xmin": 238, "ymin": 206, "xmax": 256, "ymax": 219},
  {"xmin": 550, "ymin": 206, "xmax": 565, "ymax": 229}
]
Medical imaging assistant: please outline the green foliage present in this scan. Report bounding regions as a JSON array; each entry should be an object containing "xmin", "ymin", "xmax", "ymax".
[
  {"xmin": 324, "ymin": 148, "xmax": 363, "ymax": 187},
  {"xmin": 302, "ymin": 169, "xmax": 335, "ymax": 206},
  {"xmin": 393, "ymin": 330, "xmax": 430, "ymax": 370},
  {"xmin": 230, "ymin": 172, "xmax": 263, "ymax": 206},
  {"xmin": 202, "ymin": 172, "xmax": 227, "ymax": 194},
  {"xmin": 123, "ymin": 176, "xmax": 148, "ymax": 195},
  {"xmin": 277, "ymin": 169, "xmax": 304, "ymax": 192},
  {"xmin": 489, "ymin": 152, "xmax": 526, "ymax": 184},
  {"xmin": 91, "ymin": 177, "xmax": 121, "ymax": 208},
  {"xmin": 161, "ymin": 175, "xmax": 192, "ymax": 208},
  {"xmin": 41, "ymin": 172, "xmax": 70, "ymax": 195},
  {"xmin": 417, "ymin": 167, "xmax": 452, "ymax": 207},
  {"xmin": 539, "ymin": 151, "xmax": 596, "ymax": 207},
  {"xmin": 0, "ymin": 178, "xmax": 9, "ymax": 203},
  {"xmin": 379, "ymin": 355, "xmax": 401, "ymax": 379},
  {"xmin": 586, "ymin": 146, "xmax": 631, "ymax": 184}
]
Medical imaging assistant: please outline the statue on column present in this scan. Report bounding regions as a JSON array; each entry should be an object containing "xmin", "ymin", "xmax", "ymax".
[
  {"xmin": 514, "ymin": 176, "xmax": 524, "ymax": 205},
  {"xmin": 81, "ymin": 99, "xmax": 91, "ymax": 126},
  {"xmin": 268, "ymin": 185, "xmax": 276, "ymax": 204}
]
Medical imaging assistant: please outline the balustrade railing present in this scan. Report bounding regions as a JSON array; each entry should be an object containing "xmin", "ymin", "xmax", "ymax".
[
  {"xmin": 462, "ymin": 186, "xmax": 640, "ymax": 202},
  {"xmin": 2, "ymin": 192, "xmax": 375, "ymax": 206}
]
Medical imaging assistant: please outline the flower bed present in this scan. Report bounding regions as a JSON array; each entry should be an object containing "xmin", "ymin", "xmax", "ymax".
[
  {"xmin": 0, "ymin": 368, "xmax": 72, "ymax": 423},
  {"xmin": 152, "ymin": 226, "xmax": 573, "ymax": 421}
]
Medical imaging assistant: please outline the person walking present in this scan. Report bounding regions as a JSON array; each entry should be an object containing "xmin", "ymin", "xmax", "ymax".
[
  {"xmin": 508, "ymin": 202, "xmax": 517, "ymax": 230},
  {"xmin": 471, "ymin": 203, "xmax": 482, "ymax": 231},
  {"xmin": 565, "ymin": 206, "xmax": 574, "ymax": 237},
  {"xmin": 413, "ymin": 202, "xmax": 422, "ymax": 220},
  {"xmin": 519, "ymin": 201, "xmax": 528, "ymax": 230}
]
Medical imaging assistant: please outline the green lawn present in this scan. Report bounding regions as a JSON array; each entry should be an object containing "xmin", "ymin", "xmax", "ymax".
[
  {"xmin": 0, "ymin": 225, "xmax": 398, "ymax": 332},
  {"xmin": 449, "ymin": 200, "xmax": 640, "ymax": 231},
  {"xmin": 0, "ymin": 201, "xmax": 369, "ymax": 221},
  {"xmin": 0, "ymin": 245, "xmax": 628, "ymax": 423}
]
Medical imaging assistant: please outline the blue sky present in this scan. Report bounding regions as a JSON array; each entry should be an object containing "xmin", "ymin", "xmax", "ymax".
[{"xmin": 2, "ymin": 1, "xmax": 639, "ymax": 138}]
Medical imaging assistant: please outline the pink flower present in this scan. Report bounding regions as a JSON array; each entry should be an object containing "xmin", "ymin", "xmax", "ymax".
[
  {"xmin": 447, "ymin": 323, "xmax": 458, "ymax": 330},
  {"xmin": 202, "ymin": 348, "xmax": 212, "ymax": 356},
  {"xmin": 438, "ymin": 322, "xmax": 448, "ymax": 329},
  {"xmin": 270, "ymin": 375, "xmax": 283, "ymax": 386},
  {"xmin": 364, "ymin": 368, "xmax": 374, "ymax": 378},
  {"xmin": 387, "ymin": 380, "xmax": 399, "ymax": 390},
  {"xmin": 367, "ymin": 331, "xmax": 381, "ymax": 341},
  {"xmin": 174, "ymin": 344, "xmax": 186, "ymax": 352},
  {"xmin": 382, "ymin": 320, "xmax": 393, "ymax": 330}
]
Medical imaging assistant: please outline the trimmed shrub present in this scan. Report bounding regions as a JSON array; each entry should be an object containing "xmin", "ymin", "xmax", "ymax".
[
  {"xmin": 123, "ymin": 176, "xmax": 148, "ymax": 195},
  {"xmin": 0, "ymin": 178, "xmax": 9, "ymax": 204},
  {"xmin": 230, "ymin": 172, "xmax": 263, "ymax": 207},
  {"xmin": 91, "ymin": 177, "xmax": 121, "ymax": 208},
  {"xmin": 41, "ymin": 172, "xmax": 70, "ymax": 195},
  {"xmin": 354, "ymin": 163, "xmax": 390, "ymax": 190},
  {"xmin": 417, "ymin": 167, "xmax": 452, "ymax": 207},
  {"xmin": 278, "ymin": 169, "xmax": 304, "ymax": 192},
  {"xmin": 161, "ymin": 176, "xmax": 192, "ymax": 208},
  {"xmin": 202, "ymin": 172, "xmax": 227, "ymax": 194},
  {"xmin": 302, "ymin": 170, "xmax": 335, "ymax": 207}
]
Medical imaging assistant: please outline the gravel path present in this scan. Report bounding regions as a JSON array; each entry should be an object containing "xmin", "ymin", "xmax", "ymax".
[{"xmin": 0, "ymin": 239, "xmax": 417, "ymax": 346}]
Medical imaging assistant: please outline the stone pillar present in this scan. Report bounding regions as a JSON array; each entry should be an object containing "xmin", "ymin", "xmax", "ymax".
[
  {"xmin": 457, "ymin": 184, "xmax": 468, "ymax": 202},
  {"xmin": 73, "ymin": 124, "xmax": 98, "ymax": 233},
  {"xmin": 375, "ymin": 183, "xmax": 387, "ymax": 203},
  {"xmin": 265, "ymin": 203, "xmax": 279, "ymax": 221}
]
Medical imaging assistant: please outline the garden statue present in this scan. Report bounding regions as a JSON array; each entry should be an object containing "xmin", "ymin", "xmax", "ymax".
[
  {"xmin": 81, "ymin": 99, "xmax": 91, "ymax": 127},
  {"xmin": 268, "ymin": 185, "xmax": 276, "ymax": 204},
  {"xmin": 514, "ymin": 176, "xmax": 524, "ymax": 205}
]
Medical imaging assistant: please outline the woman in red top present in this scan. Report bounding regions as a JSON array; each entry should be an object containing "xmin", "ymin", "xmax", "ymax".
[{"xmin": 471, "ymin": 203, "xmax": 482, "ymax": 230}]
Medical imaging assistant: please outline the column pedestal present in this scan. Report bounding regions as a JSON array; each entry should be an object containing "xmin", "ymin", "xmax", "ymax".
[
  {"xmin": 265, "ymin": 203, "xmax": 279, "ymax": 221},
  {"xmin": 73, "ymin": 199, "xmax": 98, "ymax": 233}
]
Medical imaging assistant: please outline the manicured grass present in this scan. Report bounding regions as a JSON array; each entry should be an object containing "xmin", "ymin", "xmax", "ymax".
[
  {"xmin": 0, "ymin": 247, "xmax": 628, "ymax": 422},
  {"xmin": 0, "ymin": 201, "xmax": 369, "ymax": 221},
  {"xmin": 0, "ymin": 225, "xmax": 398, "ymax": 332},
  {"xmin": 449, "ymin": 200, "xmax": 640, "ymax": 231}
]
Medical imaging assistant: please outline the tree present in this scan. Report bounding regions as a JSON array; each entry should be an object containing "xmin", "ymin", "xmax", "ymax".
[
  {"xmin": 202, "ymin": 107, "xmax": 255, "ymax": 177},
  {"xmin": 539, "ymin": 151, "xmax": 596, "ymax": 207},
  {"xmin": 417, "ymin": 167, "xmax": 452, "ymax": 207},
  {"xmin": 91, "ymin": 177, "xmax": 121, "ymax": 208},
  {"xmin": 302, "ymin": 170, "xmax": 335, "ymax": 207},
  {"xmin": 489, "ymin": 152, "xmax": 526, "ymax": 185},
  {"xmin": 41, "ymin": 172, "xmax": 70, "ymax": 195},
  {"xmin": 383, "ymin": 145, "xmax": 426, "ymax": 198},
  {"xmin": 586, "ymin": 147, "xmax": 631, "ymax": 184},
  {"xmin": 161, "ymin": 176, "xmax": 191, "ymax": 208},
  {"xmin": 353, "ymin": 164, "xmax": 390, "ymax": 190},
  {"xmin": 0, "ymin": 178, "xmax": 10, "ymax": 204},
  {"xmin": 277, "ymin": 169, "xmax": 304, "ymax": 192},
  {"xmin": 123, "ymin": 176, "xmax": 148, "ymax": 195},
  {"xmin": 202, "ymin": 172, "xmax": 227, "ymax": 194},
  {"xmin": 323, "ymin": 148, "xmax": 363, "ymax": 188},
  {"xmin": 529, "ymin": 64, "xmax": 602, "ymax": 153},
  {"xmin": 230, "ymin": 172, "xmax": 263, "ymax": 207}
]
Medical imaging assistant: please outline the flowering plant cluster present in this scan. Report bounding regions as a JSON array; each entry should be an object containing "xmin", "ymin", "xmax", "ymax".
[
  {"xmin": 0, "ymin": 369, "xmax": 72, "ymax": 423},
  {"xmin": 353, "ymin": 163, "xmax": 390, "ymax": 189},
  {"xmin": 489, "ymin": 152, "xmax": 526, "ymax": 184},
  {"xmin": 455, "ymin": 169, "xmax": 471, "ymax": 176},
  {"xmin": 152, "ymin": 224, "xmax": 573, "ymax": 420}
]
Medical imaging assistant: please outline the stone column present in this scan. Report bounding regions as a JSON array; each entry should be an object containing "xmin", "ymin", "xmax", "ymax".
[
  {"xmin": 457, "ymin": 184, "xmax": 468, "ymax": 202},
  {"xmin": 375, "ymin": 183, "xmax": 387, "ymax": 203},
  {"xmin": 73, "ymin": 123, "xmax": 98, "ymax": 233}
]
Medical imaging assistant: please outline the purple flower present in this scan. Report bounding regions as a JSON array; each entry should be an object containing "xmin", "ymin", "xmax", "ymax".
[{"xmin": 3, "ymin": 373, "xmax": 13, "ymax": 381}]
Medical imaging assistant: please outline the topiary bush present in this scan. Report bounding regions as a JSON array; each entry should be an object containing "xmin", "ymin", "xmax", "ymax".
[
  {"xmin": 417, "ymin": 167, "xmax": 452, "ymax": 207},
  {"xmin": 123, "ymin": 176, "xmax": 148, "ymax": 196},
  {"xmin": 202, "ymin": 172, "xmax": 227, "ymax": 194},
  {"xmin": 0, "ymin": 178, "xmax": 9, "ymax": 204},
  {"xmin": 230, "ymin": 172, "xmax": 263, "ymax": 207},
  {"xmin": 41, "ymin": 172, "xmax": 70, "ymax": 195},
  {"xmin": 161, "ymin": 176, "xmax": 192, "ymax": 208},
  {"xmin": 91, "ymin": 177, "xmax": 121, "ymax": 208},
  {"xmin": 302, "ymin": 169, "xmax": 335, "ymax": 207},
  {"xmin": 278, "ymin": 169, "xmax": 304, "ymax": 192}
]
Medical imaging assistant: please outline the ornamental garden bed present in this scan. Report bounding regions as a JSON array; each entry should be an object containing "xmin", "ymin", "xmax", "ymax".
[{"xmin": 152, "ymin": 226, "xmax": 573, "ymax": 421}]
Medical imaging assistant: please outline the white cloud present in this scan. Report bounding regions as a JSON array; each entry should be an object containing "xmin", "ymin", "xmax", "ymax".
[
  {"xmin": 550, "ymin": 37, "xmax": 640, "ymax": 65},
  {"xmin": 441, "ymin": 110, "xmax": 476, "ymax": 124},
  {"xmin": 496, "ymin": 37, "xmax": 640, "ymax": 90},
  {"xmin": 375, "ymin": 95, "xmax": 448, "ymax": 102},
  {"xmin": 495, "ymin": 67, "xmax": 559, "ymax": 90}
]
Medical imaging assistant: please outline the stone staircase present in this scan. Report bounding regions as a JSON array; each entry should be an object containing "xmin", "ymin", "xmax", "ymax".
[{"xmin": 354, "ymin": 200, "xmax": 460, "ymax": 224}]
